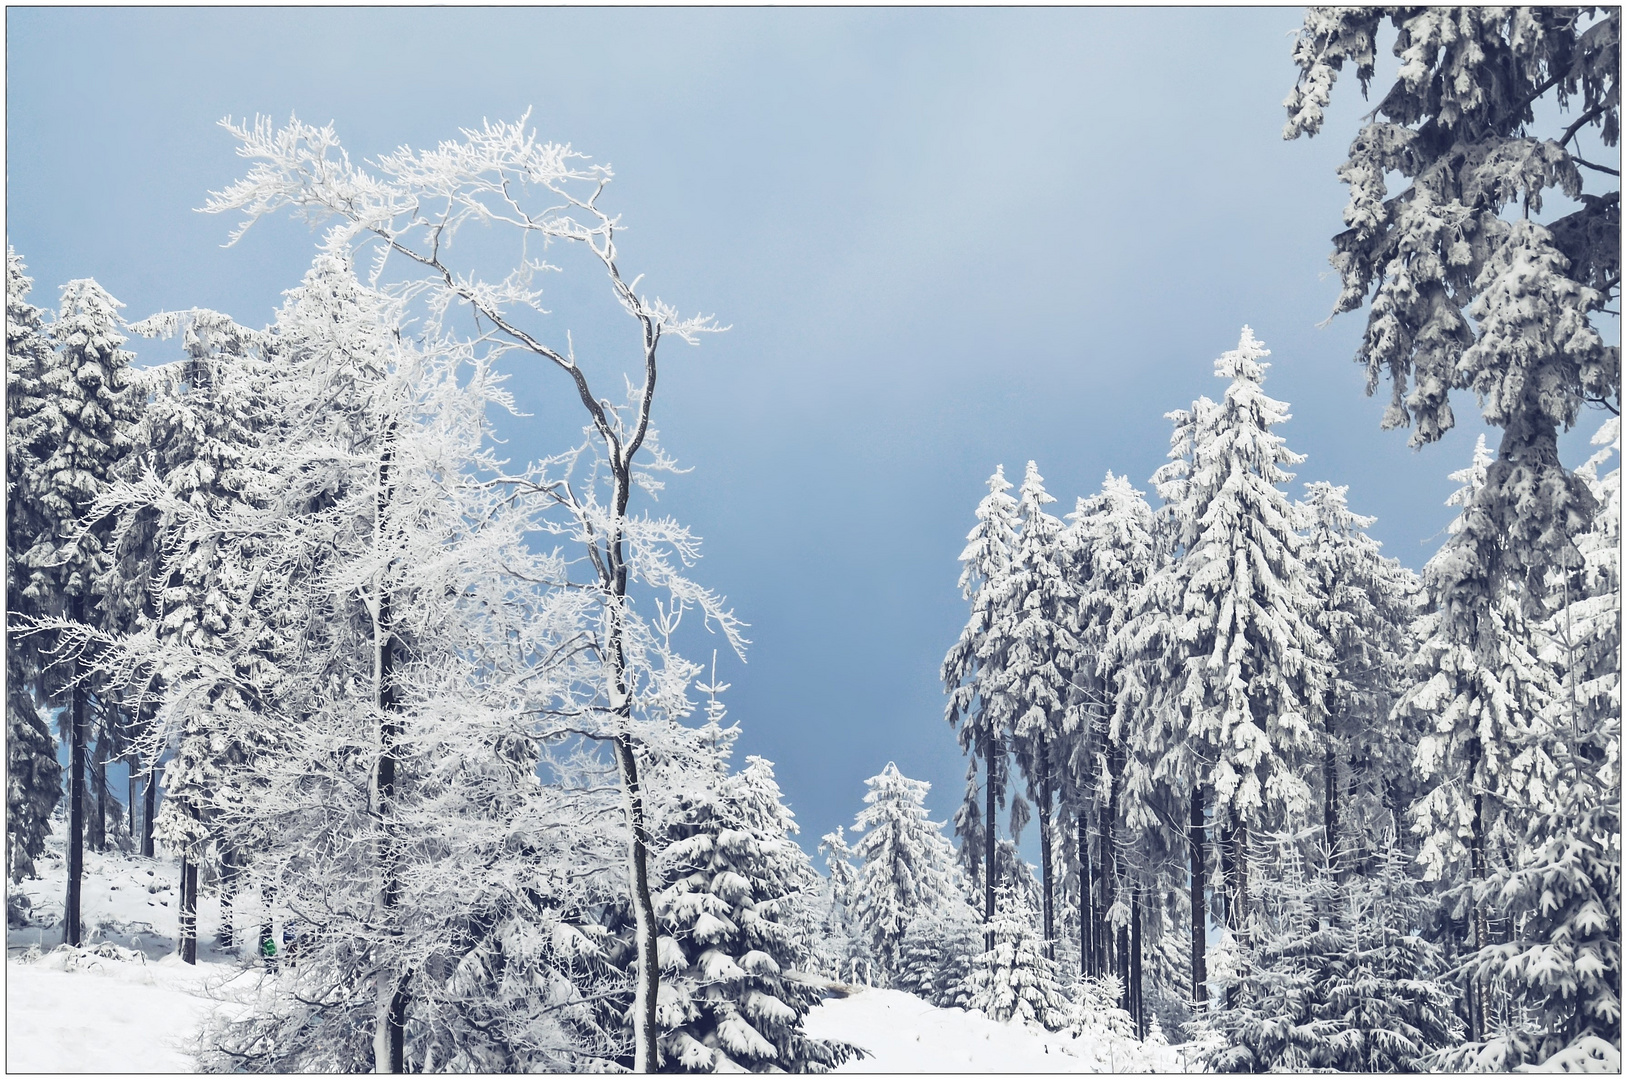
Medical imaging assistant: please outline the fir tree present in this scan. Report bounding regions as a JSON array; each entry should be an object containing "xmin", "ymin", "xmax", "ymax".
[
  {"xmin": 996, "ymin": 461, "xmax": 1076, "ymax": 959},
  {"xmin": 652, "ymin": 690, "xmax": 858, "ymax": 1072},
  {"xmin": 965, "ymin": 883, "xmax": 1070, "ymax": 1031},
  {"xmin": 5, "ymin": 248, "xmax": 61, "ymax": 894},
  {"xmin": 849, "ymin": 762, "xmax": 965, "ymax": 978},
  {"xmin": 24, "ymin": 277, "xmax": 142, "ymax": 947},
  {"xmin": 943, "ymin": 466, "xmax": 1020, "ymax": 930}
]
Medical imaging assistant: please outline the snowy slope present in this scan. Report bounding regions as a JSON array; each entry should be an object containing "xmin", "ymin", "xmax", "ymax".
[
  {"xmin": 7, "ymin": 831, "xmax": 246, "ymax": 1073},
  {"xmin": 804, "ymin": 987, "xmax": 1192, "ymax": 1073}
]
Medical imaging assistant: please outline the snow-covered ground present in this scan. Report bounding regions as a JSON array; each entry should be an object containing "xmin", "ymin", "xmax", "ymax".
[
  {"xmin": 7, "ymin": 834, "xmax": 245, "ymax": 1073},
  {"xmin": 805, "ymin": 987, "xmax": 1190, "ymax": 1073},
  {"xmin": 9, "ymin": 836, "xmax": 1193, "ymax": 1073}
]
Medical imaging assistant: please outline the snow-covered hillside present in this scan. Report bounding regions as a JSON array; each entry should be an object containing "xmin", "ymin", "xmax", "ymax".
[
  {"xmin": 6, "ymin": 833, "xmax": 242, "ymax": 1073},
  {"xmin": 805, "ymin": 986, "xmax": 1189, "ymax": 1073}
]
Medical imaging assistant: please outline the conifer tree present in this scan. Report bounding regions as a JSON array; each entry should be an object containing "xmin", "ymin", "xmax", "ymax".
[
  {"xmin": 24, "ymin": 277, "xmax": 142, "ymax": 946},
  {"xmin": 1297, "ymin": 481, "xmax": 1417, "ymax": 873},
  {"xmin": 1118, "ymin": 328, "xmax": 1330, "ymax": 1010},
  {"xmin": 997, "ymin": 462, "xmax": 1076, "ymax": 959},
  {"xmin": 965, "ymin": 883, "xmax": 1070, "ymax": 1030},
  {"xmin": 1402, "ymin": 435, "xmax": 1567, "ymax": 1044},
  {"xmin": 5, "ymin": 249, "xmax": 61, "ymax": 895},
  {"xmin": 651, "ymin": 689, "xmax": 858, "ymax": 1072},
  {"xmin": 849, "ymin": 762, "xmax": 965, "ymax": 978},
  {"xmin": 943, "ymin": 466, "xmax": 1020, "ymax": 931},
  {"xmin": 1067, "ymin": 473, "xmax": 1161, "ymax": 1000}
]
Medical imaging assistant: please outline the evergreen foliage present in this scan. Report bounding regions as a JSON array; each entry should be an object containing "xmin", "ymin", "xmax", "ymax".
[
  {"xmin": 964, "ymin": 883, "xmax": 1070, "ymax": 1031},
  {"xmin": 849, "ymin": 762, "xmax": 965, "ymax": 978}
]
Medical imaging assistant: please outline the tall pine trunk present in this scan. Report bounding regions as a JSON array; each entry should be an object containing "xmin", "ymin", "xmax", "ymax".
[
  {"xmin": 1323, "ymin": 747, "xmax": 1339, "ymax": 879},
  {"xmin": 179, "ymin": 855, "xmax": 198, "ymax": 964},
  {"xmin": 1037, "ymin": 741, "xmax": 1054, "ymax": 961},
  {"xmin": 1189, "ymin": 787, "xmax": 1207, "ymax": 1010},
  {"xmin": 141, "ymin": 763, "xmax": 156, "ymax": 858},
  {"xmin": 984, "ymin": 739, "xmax": 998, "ymax": 952},
  {"xmin": 1130, "ymin": 886, "xmax": 1144, "ymax": 1039},
  {"xmin": 1107, "ymin": 741, "xmax": 1127, "ymax": 1012},
  {"xmin": 64, "ymin": 599, "xmax": 86, "ymax": 948},
  {"xmin": 90, "ymin": 732, "xmax": 108, "ymax": 852},
  {"xmin": 1078, "ymin": 813, "xmax": 1092, "ymax": 979}
]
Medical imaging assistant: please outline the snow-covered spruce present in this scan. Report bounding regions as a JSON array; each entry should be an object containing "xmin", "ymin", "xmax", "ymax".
[
  {"xmin": 649, "ymin": 691, "xmax": 860, "ymax": 1072},
  {"xmin": 848, "ymin": 762, "xmax": 970, "ymax": 981},
  {"xmin": 963, "ymin": 883, "xmax": 1070, "ymax": 1031},
  {"xmin": 5, "ymin": 248, "xmax": 63, "ymax": 904}
]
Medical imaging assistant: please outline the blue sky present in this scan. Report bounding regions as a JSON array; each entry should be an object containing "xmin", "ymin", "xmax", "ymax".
[{"xmin": 8, "ymin": 7, "xmax": 1597, "ymax": 856}]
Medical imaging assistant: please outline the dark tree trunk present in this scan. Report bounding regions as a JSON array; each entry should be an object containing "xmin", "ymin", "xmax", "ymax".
[
  {"xmin": 1189, "ymin": 788, "xmax": 1207, "ymax": 1010},
  {"xmin": 179, "ymin": 855, "xmax": 198, "ymax": 964},
  {"xmin": 984, "ymin": 740, "xmax": 997, "ymax": 951},
  {"xmin": 1078, "ymin": 813, "xmax": 1092, "ymax": 979},
  {"xmin": 1105, "ymin": 740, "xmax": 1124, "ymax": 1001},
  {"xmin": 90, "ymin": 733, "xmax": 108, "ymax": 853},
  {"xmin": 1324, "ymin": 746, "xmax": 1339, "ymax": 879},
  {"xmin": 1130, "ymin": 886, "xmax": 1145, "ymax": 1039},
  {"xmin": 141, "ymin": 764, "xmax": 156, "ymax": 858},
  {"xmin": 373, "ymin": 427, "xmax": 408, "ymax": 1075},
  {"xmin": 1037, "ymin": 741, "xmax": 1054, "ymax": 961},
  {"xmin": 217, "ymin": 846, "xmax": 237, "ymax": 948},
  {"xmin": 64, "ymin": 621, "xmax": 86, "ymax": 947},
  {"xmin": 1223, "ymin": 821, "xmax": 1249, "ymax": 1009}
]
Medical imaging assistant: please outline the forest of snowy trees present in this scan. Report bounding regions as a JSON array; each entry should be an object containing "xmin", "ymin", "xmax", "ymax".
[{"xmin": 5, "ymin": 6, "xmax": 1620, "ymax": 1074}]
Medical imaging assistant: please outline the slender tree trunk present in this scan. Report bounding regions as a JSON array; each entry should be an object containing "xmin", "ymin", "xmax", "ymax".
[
  {"xmin": 64, "ymin": 606, "xmax": 86, "ymax": 947},
  {"xmin": 217, "ymin": 846, "xmax": 236, "ymax": 948},
  {"xmin": 1224, "ymin": 821, "xmax": 1249, "ymax": 1009},
  {"xmin": 984, "ymin": 740, "xmax": 997, "ymax": 952},
  {"xmin": 127, "ymin": 761, "xmax": 136, "ymax": 840},
  {"xmin": 1189, "ymin": 787, "xmax": 1207, "ymax": 1011},
  {"xmin": 1323, "ymin": 747, "xmax": 1339, "ymax": 880},
  {"xmin": 90, "ymin": 731, "xmax": 108, "ymax": 853},
  {"xmin": 142, "ymin": 763, "xmax": 156, "ymax": 858},
  {"xmin": 1130, "ymin": 886, "xmax": 1145, "ymax": 1039},
  {"xmin": 1469, "ymin": 789, "xmax": 1487, "ymax": 1043},
  {"xmin": 1038, "ymin": 741, "xmax": 1054, "ymax": 962},
  {"xmin": 606, "ymin": 466, "xmax": 660, "ymax": 1074},
  {"xmin": 1106, "ymin": 741, "xmax": 1132, "ymax": 1014},
  {"xmin": 372, "ymin": 426, "xmax": 407, "ymax": 1075},
  {"xmin": 1078, "ymin": 813, "xmax": 1092, "ymax": 980},
  {"xmin": 179, "ymin": 855, "xmax": 198, "ymax": 965}
]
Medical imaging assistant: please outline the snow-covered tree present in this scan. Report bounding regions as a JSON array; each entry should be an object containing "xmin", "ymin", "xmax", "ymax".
[
  {"xmin": 1118, "ymin": 327, "xmax": 1330, "ymax": 1009},
  {"xmin": 943, "ymin": 465, "xmax": 1020, "ymax": 929},
  {"xmin": 21, "ymin": 277, "xmax": 143, "ymax": 946},
  {"xmin": 206, "ymin": 113, "xmax": 743, "ymax": 1072},
  {"xmin": 964, "ymin": 883, "xmax": 1070, "ymax": 1030},
  {"xmin": 895, "ymin": 902, "xmax": 982, "ymax": 1009},
  {"xmin": 1297, "ymin": 481, "xmax": 1418, "ymax": 873},
  {"xmin": 996, "ymin": 461, "xmax": 1077, "ymax": 958},
  {"xmin": 849, "ymin": 762, "xmax": 965, "ymax": 978},
  {"xmin": 650, "ymin": 686, "xmax": 858, "ymax": 1073},
  {"xmin": 5, "ymin": 248, "xmax": 61, "ymax": 895},
  {"xmin": 1402, "ymin": 433, "xmax": 1572, "ymax": 1044},
  {"xmin": 1065, "ymin": 472, "xmax": 1162, "ymax": 1001}
]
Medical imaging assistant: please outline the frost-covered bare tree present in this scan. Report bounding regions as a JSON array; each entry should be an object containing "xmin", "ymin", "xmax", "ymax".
[{"xmin": 202, "ymin": 113, "xmax": 742, "ymax": 1072}]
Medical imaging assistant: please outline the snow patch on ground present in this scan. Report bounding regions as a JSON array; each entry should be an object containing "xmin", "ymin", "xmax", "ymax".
[
  {"xmin": 7, "ymin": 833, "xmax": 256, "ymax": 1073},
  {"xmin": 804, "ymin": 987, "xmax": 1194, "ymax": 1073}
]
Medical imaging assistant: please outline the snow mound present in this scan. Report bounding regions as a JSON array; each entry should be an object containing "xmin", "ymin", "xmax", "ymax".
[
  {"xmin": 803, "ymin": 987, "xmax": 1190, "ymax": 1073},
  {"xmin": 1520, "ymin": 1037, "xmax": 1623, "ymax": 1074}
]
